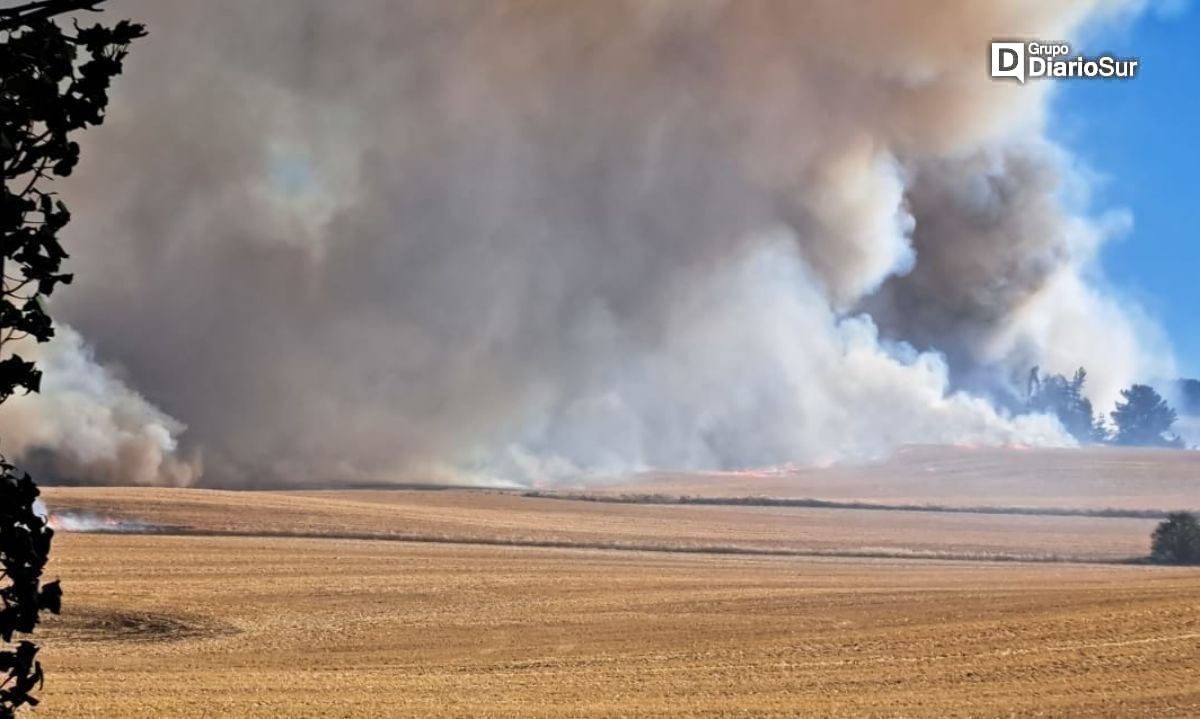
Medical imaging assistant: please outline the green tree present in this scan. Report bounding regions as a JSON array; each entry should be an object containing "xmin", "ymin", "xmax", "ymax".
[
  {"xmin": 1028, "ymin": 367, "xmax": 1107, "ymax": 444},
  {"xmin": 1, "ymin": 2, "xmax": 143, "ymax": 714},
  {"xmin": 1110, "ymin": 384, "xmax": 1181, "ymax": 448},
  {"xmin": 1150, "ymin": 512, "xmax": 1200, "ymax": 565}
]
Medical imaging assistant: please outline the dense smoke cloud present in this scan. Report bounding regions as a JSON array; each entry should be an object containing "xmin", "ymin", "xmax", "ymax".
[
  {"xmin": 0, "ymin": 0, "xmax": 1174, "ymax": 486},
  {"xmin": 0, "ymin": 327, "xmax": 199, "ymax": 486}
]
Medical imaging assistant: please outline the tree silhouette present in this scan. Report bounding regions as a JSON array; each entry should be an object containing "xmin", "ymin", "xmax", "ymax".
[
  {"xmin": 1150, "ymin": 512, "xmax": 1200, "ymax": 565},
  {"xmin": 1, "ymin": 2, "xmax": 143, "ymax": 715},
  {"xmin": 1176, "ymin": 378, "xmax": 1200, "ymax": 415},
  {"xmin": 1110, "ymin": 384, "xmax": 1181, "ymax": 448},
  {"xmin": 1028, "ymin": 367, "xmax": 1107, "ymax": 444}
]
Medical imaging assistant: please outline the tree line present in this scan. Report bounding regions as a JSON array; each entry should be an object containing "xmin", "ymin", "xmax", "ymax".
[{"xmin": 1027, "ymin": 367, "xmax": 1185, "ymax": 448}]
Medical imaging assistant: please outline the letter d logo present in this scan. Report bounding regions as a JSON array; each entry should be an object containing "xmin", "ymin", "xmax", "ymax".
[{"xmin": 990, "ymin": 42, "xmax": 1025, "ymax": 83}]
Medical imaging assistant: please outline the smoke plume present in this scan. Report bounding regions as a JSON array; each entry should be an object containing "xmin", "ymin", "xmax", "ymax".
[
  {"xmin": 0, "ymin": 327, "xmax": 199, "ymax": 486},
  {"xmin": 0, "ymin": 0, "xmax": 1175, "ymax": 486}
]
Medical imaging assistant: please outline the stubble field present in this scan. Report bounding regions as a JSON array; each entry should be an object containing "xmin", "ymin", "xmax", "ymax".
[{"xmin": 33, "ymin": 446, "xmax": 1200, "ymax": 717}]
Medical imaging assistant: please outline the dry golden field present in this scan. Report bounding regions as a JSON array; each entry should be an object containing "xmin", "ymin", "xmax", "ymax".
[
  {"xmin": 39, "ymin": 485, "xmax": 1165, "ymax": 561},
  {"xmin": 38, "ymin": 534, "xmax": 1200, "ymax": 718},
  {"xmin": 589, "ymin": 445, "xmax": 1200, "ymax": 510},
  {"xmin": 30, "ymin": 447, "xmax": 1200, "ymax": 717}
]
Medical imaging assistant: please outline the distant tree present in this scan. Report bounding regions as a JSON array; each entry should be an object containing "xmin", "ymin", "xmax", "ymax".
[
  {"xmin": 1150, "ymin": 512, "xmax": 1200, "ymax": 565},
  {"xmin": 1, "ymin": 2, "xmax": 144, "ymax": 715},
  {"xmin": 1028, "ymin": 367, "xmax": 1107, "ymax": 444},
  {"xmin": 1176, "ymin": 378, "xmax": 1200, "ymax": 416},
  {"xmin": 1110, "ymin": 384, "xmax": 1182, "ymax": 448}
]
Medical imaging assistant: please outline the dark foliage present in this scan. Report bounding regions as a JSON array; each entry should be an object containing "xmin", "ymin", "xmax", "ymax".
[
  {"xmin": 1110, "ymin": 384, "xmax": 1182, "ymax": 448},
  {"xmin": 1028, "ymin": 367, "xmax": 1108, "ymax": 444},
  {"xmin": 0, "ymin": 461, "xmax": 59, "ymax": 716},
  {"xmin": 1175, "ymin": 378, "xmax": 1200, "ymax": 416},
  {"xmin": 1150, "ymin": 511, "xmax": 1200, "ymax": 565},
  {"xmin": 1, "ymin": 2, "xmax": 143, "ymax": 715}
]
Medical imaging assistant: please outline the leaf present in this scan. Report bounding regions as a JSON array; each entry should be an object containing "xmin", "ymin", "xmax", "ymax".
[
  {"xmin": 0, "ymin": 8, "xmax": 144, "ymax": 714},
  {"xmin": 37, "ymin": 582, "xmax": 61, "ymax": 615}
]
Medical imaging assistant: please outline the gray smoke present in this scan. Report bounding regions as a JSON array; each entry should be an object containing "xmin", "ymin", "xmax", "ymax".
[{"xmin": 0, "ymin": 0, "xmax": 1175, "ymax": 486}]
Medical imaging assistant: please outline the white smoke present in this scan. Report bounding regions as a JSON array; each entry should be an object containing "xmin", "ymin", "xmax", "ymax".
[
  {"xmin": 0, "ymin": 327, "xmax": 199, "ymax": 486},
  {"xmin": 0, "ymin": 0, "xmax": 1178, "ymax": 486},
  {"xmin": 476, "ymin": 234, "xmax": 1072, "ymax": 485},
  {"xmin": 33, "ymin": 497, "xmax": 168, "ymax": 533}
]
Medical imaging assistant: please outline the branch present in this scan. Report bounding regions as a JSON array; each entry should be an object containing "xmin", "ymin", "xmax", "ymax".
[
  {"xmin": 0, "ymin": 0, "xmax": 104, "ymax": 32},
  {"xmin": 2, "ymin": 276, "xmax": 35, "ymax": 294},
  {"xmin": 2, "ymin": 328, "xmax": 29, "ymax": 344},
  {"xmin": 3, "ymin": 129, "xmax": 51, "ymax": 178},
  {"xmin": 16, "ymin": 160, "xmax": 51, "ymax": 199}
]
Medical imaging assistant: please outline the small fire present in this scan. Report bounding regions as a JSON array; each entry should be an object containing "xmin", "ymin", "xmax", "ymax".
[
  {"xmin": 713, "ymin": 462, "xmax": 810, "ymax": 479},
  {"xmin": 46, "ymin": 511, "xmax": 125, "ymax": 533},
  {"xmin": 34, "ymin": 500, "xmax": 168, "ymax": 534},
  {"xmin": 952, "ymin": 441, "xmax": 1031, "ymax": 451}
]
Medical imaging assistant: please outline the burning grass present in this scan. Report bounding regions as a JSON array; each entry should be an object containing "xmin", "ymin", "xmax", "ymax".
[{"xmin": 45, "ymin": 509, "xmax": 179, "ymax": 534}]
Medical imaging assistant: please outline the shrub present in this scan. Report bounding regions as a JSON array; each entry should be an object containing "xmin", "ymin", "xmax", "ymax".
[{"xmin": 1150, "ymin": 512, "xmax": 1200, "ymax": 565}]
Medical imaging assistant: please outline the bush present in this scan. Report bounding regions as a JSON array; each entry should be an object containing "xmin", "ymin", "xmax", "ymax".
[{"xmin": 1150, "ymin": 512, "xmax": 1200, "ymax": 565}]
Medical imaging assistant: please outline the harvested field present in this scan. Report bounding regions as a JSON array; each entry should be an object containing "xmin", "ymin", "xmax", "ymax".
[
  {"xmin": 588, "ymin": 446, "xmax": 1200, "ymax": 510},
  {"xmin": 40, "ymin": 532, "xmax": 1200, "ymax": 718},
  {"xmin": 43, "ymin": 486, "xmax": 1160, "ymax": 562},
  {"xmin": 33, "ymin": 447, "xmax": 1200, "ymax": 717}
]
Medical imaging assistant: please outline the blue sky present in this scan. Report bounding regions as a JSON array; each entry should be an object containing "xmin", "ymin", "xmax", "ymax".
[{"xmin": 1052, "ymin": 4, "xmax": 1200, "ymax": 377}]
